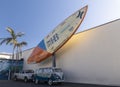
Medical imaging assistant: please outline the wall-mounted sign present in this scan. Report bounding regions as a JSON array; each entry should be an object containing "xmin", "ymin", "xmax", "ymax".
[{"xmin": 27, "ymin": 5, "xmax": 88, "ymax": 64}]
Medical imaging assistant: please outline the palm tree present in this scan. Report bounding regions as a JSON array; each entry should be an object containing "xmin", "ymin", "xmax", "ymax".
[
  {"xmin": 0, "ymin": 27, "xmax": 25, "ymax": 60},
  {"xmin": 0, "ymin": 27, "xmax": 27, "ymax": 78}
]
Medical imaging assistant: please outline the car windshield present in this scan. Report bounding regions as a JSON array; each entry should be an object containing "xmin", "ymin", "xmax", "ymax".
[{"xmin": 54, "ymin": 68, "xmax": 62, "ymax": 72}]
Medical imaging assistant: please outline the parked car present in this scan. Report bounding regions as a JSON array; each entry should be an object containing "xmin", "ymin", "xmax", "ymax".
[
  {"xmin": 13, "ymin": 70, "xmax": 34, "ymax": 82},
  {"xmin": 33, "ymin": 67, "xmax": 64, "ymax": 85}
]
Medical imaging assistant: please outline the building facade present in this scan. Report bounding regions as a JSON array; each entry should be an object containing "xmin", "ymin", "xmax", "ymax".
[
  {"xmin": 22, "ymin": 19, "xmax": 120, "ymax": 86},
  {"xmin": 0, "ymin": 52, "xmax": 11, "ymax": 59}
]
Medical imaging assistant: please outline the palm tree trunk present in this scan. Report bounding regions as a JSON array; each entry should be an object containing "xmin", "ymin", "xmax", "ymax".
[
  {"xmin": 15, "ymin": 46, "xmax": 19, "ymax": 72},
  {"xmin": 11, "ymin": 48, "xmax": 15, "ymax": 71},
  {"xmin": 19, "ymin": 47, "xmax": 22, "ymax": 59},
  {"xmin": 8, "ymin": 47, "xmax": 15, "ymax": 80}
]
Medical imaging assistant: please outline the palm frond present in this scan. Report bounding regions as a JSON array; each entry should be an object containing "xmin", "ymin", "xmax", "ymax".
[
  {"xmin": 16, "ymin": 41, "xmax": 27, "ymax": 47},
  {"xmin": 0, "ymin": 38, "xmax": 5, "ymax": 40},
  {"xmin": 6, "ymin": 38, "xmax": 13, "ymax": 45},
  {"xmin": 6, "ymin": 27, "xmax": 14, "ymax": 34},
  {"xmin": 0, "ymin": 38, "xmax": 12, "ymax": 45},
  {"xmin": 6, "ymin": 27, "xmax": 16, "ymax": 39},
  {"xmin": 16, "ymin": 32, "xmax": 24, "ymax": 37},
  {"xmin": 0, "ymin": 39, "xmax": 6, "ymax": 45},
  {"xmin": 20, "ymin": 41, "xmax": 27, "ymax": 46}
]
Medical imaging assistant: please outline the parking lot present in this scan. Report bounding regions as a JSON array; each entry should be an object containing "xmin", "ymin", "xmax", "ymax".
[{"xmin": 0, "ymin": 80, "xmax": 118, "ymax": 87}]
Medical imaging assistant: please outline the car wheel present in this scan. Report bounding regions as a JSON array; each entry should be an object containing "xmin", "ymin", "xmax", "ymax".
[
  {"xmin": 24, "ymin": 77, "xmax": 28, "ymax": 83},
  {"xmin": 48, "ymin": 79, "xmax": 53, "ymax": 85},
  {"xmin": 31, "ymin": 75, "xmax": 34, "ymax": 82},
  {"xmin": 14, "ymin": 76, "xmax": 17, "ymax": 81},
  {"xmin": 35, "ymin": 79, "xmax": 39, "ymax": 84}
]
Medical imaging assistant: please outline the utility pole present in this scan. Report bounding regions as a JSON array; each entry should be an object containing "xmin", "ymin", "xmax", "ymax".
[{"xmin": 52, "ymin": 53, "xmax": 56, "ymax": 67}]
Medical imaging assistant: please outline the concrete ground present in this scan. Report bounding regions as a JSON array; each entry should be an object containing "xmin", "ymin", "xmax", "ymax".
[{"xmin": 0, "ymin": 80, "xmax": 118, "ymax": 87}]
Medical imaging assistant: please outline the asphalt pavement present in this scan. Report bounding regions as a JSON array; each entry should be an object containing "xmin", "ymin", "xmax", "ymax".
[{"xmin": 0, "ymin": 80, "xmax": 118, "ymax": 87}]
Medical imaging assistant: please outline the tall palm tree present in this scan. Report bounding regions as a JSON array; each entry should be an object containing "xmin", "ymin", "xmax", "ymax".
[
  {"xmin": 0, "ymin": 27, "xmax": 26, "ymax": 79},
  {"xmin": 0, "ymin": 27, "xmax": 25, "ymax": 60},
  {"xmin": 0, "ymin": 27, "xmax": 27, "ymax": 71}
]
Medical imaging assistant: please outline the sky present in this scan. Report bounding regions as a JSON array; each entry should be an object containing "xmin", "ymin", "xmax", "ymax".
[{"xmin": 0, "ymin": 0, "xmax": 120, "ymax": 53}]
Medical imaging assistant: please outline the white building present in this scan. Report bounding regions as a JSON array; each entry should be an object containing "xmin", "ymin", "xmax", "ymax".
[
  {"xmin": 0, "ymin": 52, "xmax": 11, "ymax": 59},
  {"xmin": 21, "ymin": 19, "xmax": 120, "ymax": 86}
]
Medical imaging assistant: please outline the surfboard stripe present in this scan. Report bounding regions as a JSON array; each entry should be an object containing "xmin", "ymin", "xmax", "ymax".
[{"xmin": 38, "ymin": 40, "xmax": 47, "ymax": 50}]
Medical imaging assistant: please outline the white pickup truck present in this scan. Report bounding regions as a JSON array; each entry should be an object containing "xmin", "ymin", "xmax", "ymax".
[{"xmin": 13, "ymin": 70, "xmax": 34, "ymax": 82}]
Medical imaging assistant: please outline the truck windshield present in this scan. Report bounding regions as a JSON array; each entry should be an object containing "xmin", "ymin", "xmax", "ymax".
[{"xmin": 25, "ymin": 70, "xmax": 34, "ymax": 73}]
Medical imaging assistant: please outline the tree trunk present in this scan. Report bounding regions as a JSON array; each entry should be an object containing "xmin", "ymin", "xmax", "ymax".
[{"xmin": 8, "ymin": 48, "xmax": 15, "ymax": 80}]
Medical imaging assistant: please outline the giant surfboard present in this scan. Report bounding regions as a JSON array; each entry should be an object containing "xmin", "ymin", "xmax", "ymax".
[{"xmin": 27, "ymin": 6, "xmax": 88, "ymax": 64}]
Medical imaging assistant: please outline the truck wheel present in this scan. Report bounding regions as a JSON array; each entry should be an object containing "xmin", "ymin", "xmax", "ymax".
[
  {"xmin": 24, "ymin": 77, "xmax": 28, "ymax": 83},
  {"xmin": 48, "ymin": 79, "xmax": 53, "ymax": 85},
  {"xmin": 35, "ymin": 79, "xmax": 39, "ymax": 84}
]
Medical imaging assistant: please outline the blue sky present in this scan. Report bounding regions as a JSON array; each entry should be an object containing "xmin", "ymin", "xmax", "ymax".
[{"xmin": 0, "ymin": 0, "xmax": 120, "ymax": 53}]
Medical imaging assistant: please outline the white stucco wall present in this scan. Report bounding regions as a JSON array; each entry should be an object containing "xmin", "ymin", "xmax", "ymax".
[{"xmin": 22, "ymin": 19, "xmax": 120, "ymax": 86}]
